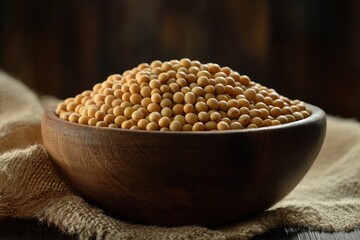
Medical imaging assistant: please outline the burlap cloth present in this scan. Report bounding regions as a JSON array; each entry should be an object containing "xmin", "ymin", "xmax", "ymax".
[{"xmin": 0, "ymin": 70, "xmax": 359, "ymax": 240}]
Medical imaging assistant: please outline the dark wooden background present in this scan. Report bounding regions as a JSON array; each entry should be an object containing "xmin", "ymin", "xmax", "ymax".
[{"xmin": 0, "ymin": 0, "xmax": 359, "ymax": 118}]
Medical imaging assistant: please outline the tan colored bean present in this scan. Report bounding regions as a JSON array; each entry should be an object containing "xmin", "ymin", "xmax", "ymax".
[
  {"xmin": 169, "ymin": 120, "xmax": 182, "ymax": 131},
  {"xmin": 192, "ymin": 122, "xmax": 205, "ymax": 131},
  {"xmin": 217, "ymin": 121, "xmax": 230, "ymax": 131},
  {"xmin": 57, "ymin": 59, "xmax": 311, "ymax": 130}
]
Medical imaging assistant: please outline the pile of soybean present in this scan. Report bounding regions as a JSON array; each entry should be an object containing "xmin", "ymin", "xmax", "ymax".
[{"xmin": 56, "ymin": 59, "xmax": 311, "ymax": 131}]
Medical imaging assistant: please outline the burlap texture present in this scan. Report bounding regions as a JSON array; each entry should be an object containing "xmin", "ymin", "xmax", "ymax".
[{"xmin": 0, "ymin": 70, "xmax": 359, "ymax": 239}]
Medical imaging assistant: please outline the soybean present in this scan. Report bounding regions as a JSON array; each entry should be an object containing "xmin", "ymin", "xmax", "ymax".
[{"xmin": 56, "ymin": 59, "xmax": 311, "ymax": 131}]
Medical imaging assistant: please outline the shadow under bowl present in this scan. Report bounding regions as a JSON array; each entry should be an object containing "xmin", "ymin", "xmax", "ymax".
[{"xmin": 41, "ymin": 104, "xmax": 326, "ymax": 227}]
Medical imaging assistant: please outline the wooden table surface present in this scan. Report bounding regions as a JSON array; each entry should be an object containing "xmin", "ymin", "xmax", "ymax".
[{"xmin": 0, "ymin": 218, "xmax": 359, "ymax": 240}]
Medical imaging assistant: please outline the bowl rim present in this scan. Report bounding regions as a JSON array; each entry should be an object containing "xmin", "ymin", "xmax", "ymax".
[{"xmin": 43, "ymin": 103, "xmax": 325, "ymax": 135}]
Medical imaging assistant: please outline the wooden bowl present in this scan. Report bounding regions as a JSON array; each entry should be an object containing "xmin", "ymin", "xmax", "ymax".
[{"xmin": 41, "ymin": 104, "xmax": 326, "ymax": 227}]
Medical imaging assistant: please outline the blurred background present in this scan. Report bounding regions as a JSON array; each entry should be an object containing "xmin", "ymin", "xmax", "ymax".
[{"xmin": 0, "ymin": 0, "xmax": 359, "ymax": 118}]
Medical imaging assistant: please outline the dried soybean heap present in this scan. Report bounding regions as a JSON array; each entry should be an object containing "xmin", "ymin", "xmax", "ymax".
[{"xmin": 55, "ymin": 59, "xmax": 311, "ymax": 131}]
